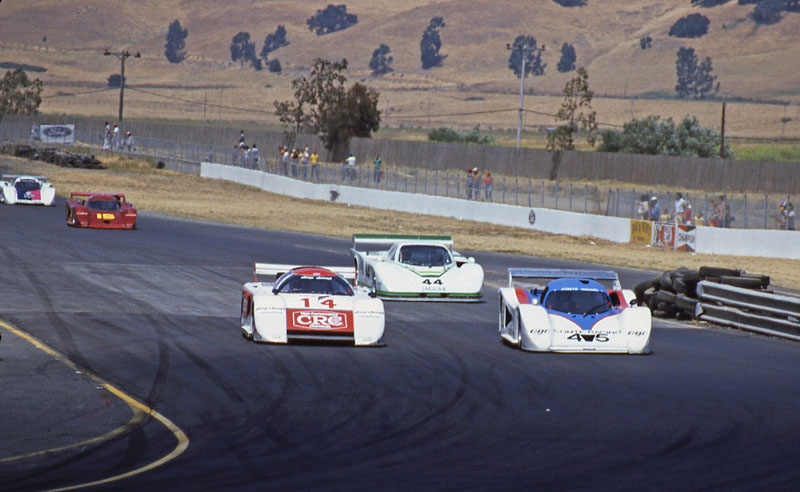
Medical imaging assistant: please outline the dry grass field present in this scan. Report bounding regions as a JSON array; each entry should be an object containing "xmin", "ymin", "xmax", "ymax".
[
  {"xmin": 3, "ymin": 1, "xmax": 800, "ymax": 140},
  {"xmin": 2, "ymin": 154, "xmax": 798, "ymax": 290}
]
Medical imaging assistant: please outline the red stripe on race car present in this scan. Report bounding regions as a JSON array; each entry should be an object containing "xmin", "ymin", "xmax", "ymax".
[{"xmin": 515, "ymin": 288, "xmax": 531, "ymax": 304}]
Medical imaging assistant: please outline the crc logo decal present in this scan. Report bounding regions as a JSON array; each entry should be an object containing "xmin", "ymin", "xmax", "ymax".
[{"xmin": 288, "ymin": 309, "xmax": 352, "ymax": 331}]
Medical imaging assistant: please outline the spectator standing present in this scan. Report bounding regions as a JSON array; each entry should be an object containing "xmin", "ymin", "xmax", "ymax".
[
  {"xmin": 465, "ymin": 169, "xmax": 474, "ymax": 200},
  {"xmin": 242, "ymin": 145, "xmax": 251, "ymax": 165},
  {"xmin": 281, "ymin": 147, "xmax": 290, "ymax": 176},
  {"xmin": 30, "ymin": 124, "xmax": 39, "ymax": 143},
  {"xmin": 373, "ymin": 154, "xmax": 383, "ymax": 185},
  {"xmin": 343, "ymin": 153, "xmax": 357, "ymax": 181},
  {"xmin": 290, "ymin": 148, "xmax": 299, "ymax": 177},
  {"xmin": 483, "ymin": 171, "xmax": 493, "ymax": 201},
  {"xmin": 310, "ymin": 150, "xmax": 320, "ymax": 181},
  {"xmin": 251, "ymin": 144, "xmax": 259, "ymax": 167},
  {"xmin": 124, "ymin": 131, "xmax": 135, "ymax": 151},
  {"xmin": 648, "ymin": 197, "xmax": 661, "ymax": 222},
  {"xmin": 103, "ymin": 121, "xmax": 112, "ymax": 150},
  {"xmin": 238, "ymin": 130, "xmax": 246, "ymax": 146},
  {"xmin": 787, "ymin": 202, "xmax": 796, "ymax": 230},
  {"xmin": 471, "ymin": 168, "xmax": 481, "ymax": 199},
  {"xmin": 636, "ymin": 194, "xmax": 650, "ymax": 220},
  {"xmin": 695, "ymin": 212, "xmax": 706, "ymax": 227},
  {"xmin": 300, "ymin": 146, "xmax": 310, "ymax": 179},
  {"xmin": 674, "ymin": 192, "xmax": 686, "ymax": 224},
  {"xmin": 112, "ymin": 123, "xmax": 120, "ymax": 150},
  {"xmin": 719, "ymin": 195, "xmax": 734, "ymax": 227}
]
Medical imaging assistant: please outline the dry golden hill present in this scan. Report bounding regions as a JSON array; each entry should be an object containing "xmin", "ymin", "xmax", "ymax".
[{"xmin": 2, "ymin": 1, "xmax": 800, "ymax": 136}]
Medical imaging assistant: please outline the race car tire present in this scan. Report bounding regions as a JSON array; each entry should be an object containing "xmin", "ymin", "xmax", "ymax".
[
  {"xmin": 634, "ymin": 278, "xmax": 657, "ymax": 303},
  {"xmin": 682, "ymin": 270, "xmax": 700, "ymax": 283},
  {"xmin": 741, "ymin": 273, "xmax": 770, "ymax": 289},
  {"xmin": 699, "ymin": 266, "xmax": 740, "ymax": 278}
]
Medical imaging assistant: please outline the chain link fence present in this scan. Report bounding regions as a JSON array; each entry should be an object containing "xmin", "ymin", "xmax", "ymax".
[{"xmin": 1, "ymin": 118, "xmax": 795, "ymax": 230}]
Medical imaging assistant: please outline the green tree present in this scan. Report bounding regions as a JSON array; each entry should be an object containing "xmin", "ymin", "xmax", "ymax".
[
  {"xmin": 306, "ymin": 5, "xmax": 358, "ymax": 35},
  {"xmin": 546, "ymin": 67, "xmax": 597, "ymax": 152},
  {"xmin": 557, "ymin": 43, "xmax": 576, "ymax": 72},
  {"xmin": 260, "ymin": 25, "xmax": 289, "ymax": 62},
  {"xmin": 0, "ymin": 69, "xmax": 43, "ymax": 115},
  {"xmin": 597, "ymin": 114, "xmax": 731, "ymax": 158},
  {"xmin": 507, "ymin": 35, "xmax": 545, "ymax": 78},
  {"xmin": 752, "ymin": 0, "xmax": 785, "ymax": 24},
  {"xmin": 274, "ymin": 58, "xmax": 381, "ymax": 156},
  {"xmin": 230, "ymin": 31, "xmax": 260, "ymax": 70},
  {"xmin": 668, "ymin": 13, "xmax": 710, "ymax": 38},
  {"xmin": 420, "ymin": 17, "xmax": 446, "ymax": 69},
  {"xmin": 675, "ymin": 47, "xmax": 718, "ymax": 99},
  {"xmin": 369, "ymin": 44, "xmax": 394, "ymax": 76},
  {"xmin": 164, "ymin": 20, "xmax": 188, "ymax": 64}
]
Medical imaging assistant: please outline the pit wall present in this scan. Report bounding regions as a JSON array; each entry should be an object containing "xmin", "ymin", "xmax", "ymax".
[{"xmin": 200, "ymin": 162, "xmax": 800, "ymax": 261}]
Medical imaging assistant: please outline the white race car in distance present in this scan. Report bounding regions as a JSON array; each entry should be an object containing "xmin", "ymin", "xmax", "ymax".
[
  {"xmin": 1, "ymin": 175, "xmax": 56, "ymax": 206},
  {"xmin": 351, "ymin": 234, "xmax": 484, "ymax": 301},
  {"xmin": 241, "ymin": 263, "xmax": 385, "ymax": 346},
  {"xmin": 499, "ymin": 269, "xmax": 651, "ymax": 354}
]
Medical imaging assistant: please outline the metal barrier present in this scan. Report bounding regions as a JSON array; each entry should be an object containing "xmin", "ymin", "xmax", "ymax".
[{"xmin": 696, "ymin": 281, "xmax": 800, "ymax": 341}]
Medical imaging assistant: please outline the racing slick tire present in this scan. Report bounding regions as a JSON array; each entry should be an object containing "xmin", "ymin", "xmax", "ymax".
[{"xmin": 699, "ymin": 266, "xmax": 740, "ymax": 278}]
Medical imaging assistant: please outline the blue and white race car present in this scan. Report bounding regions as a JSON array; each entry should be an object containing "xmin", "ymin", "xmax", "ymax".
[
  {"xmin": 498, "ymin": 269, "xmax": 651, "ymax": 354},
  {"xmin": 1, "ymin": 175, "xmax": 56, "ymax": 206}
]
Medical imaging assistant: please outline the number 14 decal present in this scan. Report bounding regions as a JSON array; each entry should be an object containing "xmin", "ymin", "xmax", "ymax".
[{"xmin": 301, "ymin": 298, "xmax": 336, "ymax": 308}]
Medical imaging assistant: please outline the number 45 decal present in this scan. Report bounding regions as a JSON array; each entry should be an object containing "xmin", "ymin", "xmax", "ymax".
[
  {"xmin": 567, "ymin": 333, "xmax": 609, "ymax": 342},
  {"xmin": 422, "ymin": 279, "xmax": 443, "ymax": 285}
]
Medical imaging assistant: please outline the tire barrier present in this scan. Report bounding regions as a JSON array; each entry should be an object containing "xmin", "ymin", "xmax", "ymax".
[
  {"xmin": 634, "ymin": 266, "xmax": 800, "ymax": 340},
  {"xmin": 0, "ymin": 143, "xmax": 104, "ymax": 169}
]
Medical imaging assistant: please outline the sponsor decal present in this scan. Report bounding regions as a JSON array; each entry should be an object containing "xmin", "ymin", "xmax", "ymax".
[
  {"xmin": 421, "ymin": 278, "xmax": 446, "ymax": 292},
  {"xmin": 630, "ymin": 219, "xmax": 653, "ymax": 245},
  {"xmin": 653, "ymin": 224, "xmax": 696, "ymax": 252},
  {"xmin": 287, "ymin": 309, "xmax": 353, "ymax": 331},
  {"xmin": 97, "ymin": 212, "xmax": 115, "ymax": 220},
  {"xmin": 627, "ymin": 330, "xmax": 647, "ymax": 337},
  {"xmin": 40, "ymin": 124, "xmax": 75, "ymax": 144},
  {"xmin": 23, "ymin": 189, "xmax": 42, "ymax": 200}
]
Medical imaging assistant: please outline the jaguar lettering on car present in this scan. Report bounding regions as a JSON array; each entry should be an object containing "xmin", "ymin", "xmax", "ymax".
[
  {"xmin": 287, "ymin": 309, "xmax": 353, "ymax": 331},
  {"xmin": 421, "ymin": 278, "xmax": 446, "ymax": 292}
]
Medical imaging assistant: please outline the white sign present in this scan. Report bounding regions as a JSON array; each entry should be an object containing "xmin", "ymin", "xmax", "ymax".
[{"xmin": 40, "ymin": 124, "xmax": 75, "ymax": 144}]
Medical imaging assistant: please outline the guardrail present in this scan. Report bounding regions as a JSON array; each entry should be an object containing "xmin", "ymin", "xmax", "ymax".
[{"xmin": 696, "ymin": 281, "xmax": 800, "ymax": 341}]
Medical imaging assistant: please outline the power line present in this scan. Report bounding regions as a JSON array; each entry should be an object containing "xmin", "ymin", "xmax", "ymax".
[
  {"xmin": 127, "ymin": 86, "xmax": 277, "ymax": 115},
  {"xmin": 382, "ymin": 108, "xmax": 518, "ymax": 119},
  {"xmin": 42, "ymin": 87, "xmax": 116, "ymax": 99}
]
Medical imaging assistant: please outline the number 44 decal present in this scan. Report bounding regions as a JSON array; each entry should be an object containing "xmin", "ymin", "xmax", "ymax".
[
  {"xmin": 422, "ymin": 279, "xmax": 443, "ymax": 285},
  {"xmin": 567, "ymin": 333, "xmax": 609, "ymax": 342}
]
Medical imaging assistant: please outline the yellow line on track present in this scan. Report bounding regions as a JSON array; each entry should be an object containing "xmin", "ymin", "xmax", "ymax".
[{"xmin": 0, "ymin": 319, "xmax": 189, "ymax": 491}]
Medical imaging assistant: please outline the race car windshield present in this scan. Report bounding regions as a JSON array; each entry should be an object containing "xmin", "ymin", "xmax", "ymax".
[
  {"xmin": 276, "ymin": 274, "xmax": 354, "ymax": 296},
  {"xmin": 545, "ymin": 290, "xmax": 611, "ymax": 315},
  {"xmin": 15, "ymin": 181, "xmax": 40, "ymax": 193},
  {"xmin": 87, "ymin": 199, "xmax": 120, "ymax": 211},
  {"xmin": 398, "ymin": 245, "xmax": 451, "ymax": 267}
]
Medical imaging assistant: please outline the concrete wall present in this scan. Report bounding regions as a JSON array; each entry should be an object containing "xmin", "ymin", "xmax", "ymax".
[{"xmin": 201, "ymin": 162, "xmax": 800, "ymax": 260}]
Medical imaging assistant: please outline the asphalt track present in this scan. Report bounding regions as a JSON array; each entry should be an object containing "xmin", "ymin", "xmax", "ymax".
[{"xmin": 1, "ymin": 192, "xmax": 799, "ymax": 491}]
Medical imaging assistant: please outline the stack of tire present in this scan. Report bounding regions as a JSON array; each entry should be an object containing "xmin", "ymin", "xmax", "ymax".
[{"xmin": 634, "ymin": 266, "xmax": 770, "ymax": 320}]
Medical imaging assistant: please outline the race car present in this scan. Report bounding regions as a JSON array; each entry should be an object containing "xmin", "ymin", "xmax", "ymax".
[
  {"xmin": 0, "ymin": 175, "xmax": 56, "ymax": 206},
  {"xmin": 351, "ymin": 234, "xmax": 484, "ymax": 301},
  {"xmin": 498, "ymin": 269, "xmax": 651, "ymax": 354},
  {"xmin": 241, "ymin": 264, "xmax": 385, "ymax": 346},
  {"xmin": 65, "ymin": 192, "xmax": 137, "ymax": 229}
]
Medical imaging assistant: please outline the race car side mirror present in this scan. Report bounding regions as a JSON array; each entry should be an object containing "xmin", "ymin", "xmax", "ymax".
[
  {"xmin": 468, "ymin": 257, "xmax": 475, "ymax": 263},
  {"xmin": 629, "ymin": 299, "xmax": 638, "ymax": 306},
  {"xmin": 368, "ymin": 291, "xmax": 377, "ymax": 298}
]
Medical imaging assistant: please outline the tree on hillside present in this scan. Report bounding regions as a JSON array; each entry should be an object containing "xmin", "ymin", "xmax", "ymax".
[
  {"xmin": 669, "ymin": 13, "xmax": 711, "ymax": 38},
  {"xmin": 164, "ymin": 20, "xmax": 188, "ymax": 64},
  {"xmin": 546, "ymin": 67, "xmax": 597, "ymax": 153},
  {"xmin": 420, "ymin": 17, "xmax": 446, "ymax": 69},
  {"xmin": 260, "ymin": 25, "xmax": 289, "ymax": 62},
  {"xmin": 369, "ymin": 44, "xmax": 394, "ymax": 76},
  {"xmin": 553, "ymin": 0, "xmax": 587, "ymax": 6},
  {"xmin": 306, "ymin": 5, "xmax": 358, "ymax": 35},
  {"xmin": 751, "ymin": 0, "xmax": 786, "ymax": 24},
  {"xmin": 597, "ymin": 114, "xmax": 730, "ymax": 158},
  {"xmin": 557, "ymin": 43, "xmax": 576, "ymax": 72},
  {"xmin": 640, "ymin": 35, "xmax": 653, "ymax": 49},
  {"xmin": 507, "ymin": 35, "xmax": 546, "ymax": 78},
  {"xmin": 675, "ymin": 47, "xmax": 719, "ymax": 99},
  {"xmin": 268, "ymin": 59, "xmax": 282, "ymax": 73},
  {"xmin": 107, "ymin": 74, "xmax": 124, "ymax": 88},
  {"xmin": 230, "ymin": 32, "xmax": 261, "ymax": 70},
  {"xmin": 692, "ymin": 0, "xmax": 731, "ymax": 6},
  {"xmin": 274, "ymin": 58, "xmax": 380, "ymax": 157},
  {"xmin": 0, "ymin": 69, "xmax": 43, "ymax": 115}
]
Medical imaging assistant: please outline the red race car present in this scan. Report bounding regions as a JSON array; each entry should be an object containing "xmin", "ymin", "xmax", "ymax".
[{"xmin": 66, "ymin": 192, "xmax": 137, "ymax": 229}]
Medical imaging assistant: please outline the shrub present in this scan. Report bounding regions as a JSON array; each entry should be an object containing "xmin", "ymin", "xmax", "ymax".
[{"xmin": 669, "ymin": 13, "xmax": 710, "ymax": 38}]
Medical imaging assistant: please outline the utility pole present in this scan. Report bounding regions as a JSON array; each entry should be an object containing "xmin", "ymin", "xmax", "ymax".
[
  {"xmin": 507, "ymin": 43, "xmax": 543, "ymax": 149},
  {"xmin": 104, "ymin": 49, "xmax": 140, "ymax": 122},
  {"xmin": 720, "ymin": 101, "xmax": 727, "ymax": 159}
]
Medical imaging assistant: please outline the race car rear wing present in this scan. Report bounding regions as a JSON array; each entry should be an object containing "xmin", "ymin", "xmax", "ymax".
[
  {"xmin": 2, "ymin": 175, "xmax": 48, "ymax": 182},
  {"xmin": 352, "ymin": 234, "xmax": 453, "ymax": 253},
  {"xmin": 69, "ymin": 192, "xmax": 127, "ymax": 201},
  {"xmin": 253, "ymin": 263, "xmax": 357, "ymax": 283},
  {"xmin": 508, "ymin": 268, "xmax": 622, "ymax": 290}
]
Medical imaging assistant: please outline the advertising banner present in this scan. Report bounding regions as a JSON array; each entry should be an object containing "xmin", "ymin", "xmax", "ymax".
[
  {"xmin": 40, "ymin": 124, "xmax": 75, "ymax": 144},
  {"xmin": 654, "ymin": 223, "xmax": 675, "ymax": 249},
  {"xmin": 674, "ymin": 224, "xmax": 697, "ymax": 252},
  {"xmin": 630, "ymin": 219, "xmax": 654, "ymax": 245}
]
